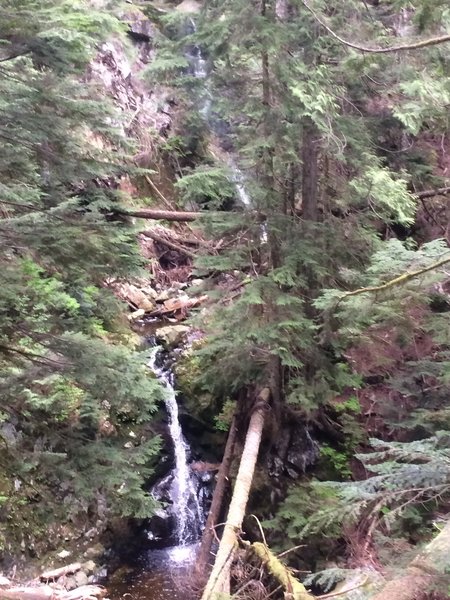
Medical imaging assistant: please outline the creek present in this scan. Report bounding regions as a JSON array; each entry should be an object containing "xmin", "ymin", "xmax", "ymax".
[
  {"xmin": 108, "ymin": 20, "xmax": 264, "ymax": 600},
  {"xmin": 108, "ymin": 26, "xmax": 214, "ymax": 600}
]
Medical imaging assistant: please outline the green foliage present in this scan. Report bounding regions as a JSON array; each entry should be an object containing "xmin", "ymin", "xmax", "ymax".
[
  {"xmin": 0, "ymin": 0, "xmax": 164, "ymax": 551},
  {"xmin": 175, "ymin": 166, "xmax": 236, "ymax": 209},
  {"xmin": 304, "ymin": 433, "xmax": 450, "ymax": 540},
  {"xmin": 349, "ymin": 162, "xmax": 417, "ymax": 225}
]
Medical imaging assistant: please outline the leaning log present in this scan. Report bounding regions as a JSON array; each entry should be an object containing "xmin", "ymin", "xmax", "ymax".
[
  {"xmin": 201, "ymin": 390, "xmax": 269, "ymax": 600},
  {"xmin": 369, "ymin": 520, "xmax": 450, "ymax": 600},
  {"xmin": 196, "ymin": 416, "xmax": 238, "ymax": 576}
]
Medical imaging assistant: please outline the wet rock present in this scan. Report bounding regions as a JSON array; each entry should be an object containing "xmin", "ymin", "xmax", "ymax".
[
  {"xmin": 286, "ymin": 431, "xmax": 319, "ymax": 474},
  {"xmin": 176, "ymin": 0, "xmax": 202, "ymax": 12},
  {"xmin": 155, "ymin": 325, "xmax": 190, "ymax": 347},
  {"xmin": 73, "ymin": 570, "xmax": 89, "ymax": 588},
  {"xmin": 91, "ymin": 567, "xmax": 107, "ymax": 583},
  {"xmin": 124, "ymin": 10, "xmax": 156, "ymax": 42},
  {"xmin": 269, "ymin": 422, "xmax": 319, "ymax": 478},
  {"xmin": 83, "ymin": 543, "xmax": 105, "ymax": 560},
  {"xmin": 146, "ymin": 510, "xmax": 174, "ymax": 543},
  {"xmin": 84, "ymin": 528, "xmax": 98, "ymax": 540},
  {"xmin": 0, "ymin": 423, "xmax": 19, "ymax": 446},
  {"xmin": 64, "ymin": 576, "xmax": 78, "ymax": 591},
  {"xmin": 82, "ymin": 561, "xmax": 97, "ymax": 575}
]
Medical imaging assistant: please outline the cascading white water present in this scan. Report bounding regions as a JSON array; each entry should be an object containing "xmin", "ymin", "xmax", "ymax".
[
  {"xmin": 188, "ymin": 18, "xmax": 208, "ymax": 80},
  {"xmin": 188, "ymin": 19, "xmax": 267, "ymax": 243},
  {"xmin": 149, "ymin": 351, "xmax": 202, "ymax": 545}
]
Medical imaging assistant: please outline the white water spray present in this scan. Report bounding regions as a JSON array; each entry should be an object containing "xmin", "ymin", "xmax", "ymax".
[{"xmin": 149, "ymin": 351, "xmax": 202, "ymax": 545}]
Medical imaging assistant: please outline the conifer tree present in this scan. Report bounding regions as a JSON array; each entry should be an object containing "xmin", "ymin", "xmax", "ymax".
[{"xmin": 0, "ymin": 0, "xmax": 163, "ymax": 552}]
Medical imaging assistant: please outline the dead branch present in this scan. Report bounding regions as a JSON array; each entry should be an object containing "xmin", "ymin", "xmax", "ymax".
[
  {"xmin": 415, "ymin": 186, "xmax": 450, "ymax": 200},
  {"xmin": 140, "ymin": 230, "xmax": 196, "ymax": 259},
  {"xmin": 334, "ymin": 254, "xmax": 450, "ymax": 307}
]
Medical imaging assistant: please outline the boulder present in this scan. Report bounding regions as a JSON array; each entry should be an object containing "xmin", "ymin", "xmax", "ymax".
[
  {"xmin": 155, "ymin": 325, "xmax": 190, "ymax": 347},
  {"xmin": 73, "ymin": 571, "xmax": 89, "ymax": 588},
  {"xmin": 83, "ymin": 544, "xmax": 105, "ymax": 560}
]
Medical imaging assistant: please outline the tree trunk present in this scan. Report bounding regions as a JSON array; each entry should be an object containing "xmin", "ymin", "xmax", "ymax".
[
  {"xmin": 201, "ymin": 391, "xmax": 269, "ymax": 600},
  {"xmin": 196, "ymin": 416, "xmax": 238, "ymax": 576},
  {"xmin": 369, "ymin": 520, "xmax": 450, "ymax": 600},
  {"xmin": 301, "ymin": 116, "xmax": 319, "ymax": 222}
]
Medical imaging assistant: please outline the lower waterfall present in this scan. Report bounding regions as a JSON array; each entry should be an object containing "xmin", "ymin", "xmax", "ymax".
[{"xmin": 148, "ymin": 350, "xmax": 203, "ymax": 546}]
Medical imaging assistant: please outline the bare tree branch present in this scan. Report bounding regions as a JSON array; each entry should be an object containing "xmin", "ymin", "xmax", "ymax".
[
  {"xmin": 301, "ymin": 0, "xmax": 450, "ymax": 53},
  {"xmin": 415, "ymin": 186, "xmax": 450, "ymax": 200},
  {"xmin": 335, "ymin": 254, "xmax": 450, "ymax": 306}
]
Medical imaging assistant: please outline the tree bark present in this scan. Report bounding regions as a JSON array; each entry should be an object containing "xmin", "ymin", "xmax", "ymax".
[
  {"xmin": 196, "ymin": 416, "xmax": 238, "ymax": 576},
  {"xmin": 201, "ymin": 390, "xmax": 269, "ymax": 600},
  {"xmin": 301, "ymin": 119, "xmax": 319, "ymax": 222}
]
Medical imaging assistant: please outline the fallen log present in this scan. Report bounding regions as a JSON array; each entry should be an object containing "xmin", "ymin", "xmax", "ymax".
[
  {"xmin": 115, "ymin": 208, "xmax": 203, "ymax": 222},
  {"xmin": 40, "ymin": 563, "xmax": 82, "ymax": 581},
  {"xmin": 1, "ymin": 584, "xmax": 105, "ymax": 600},
  {"xmin": 416, "ymin": 186, "xmax": 450, "ymax": 200},
  {"xmin": 2, "ymin": 587, "xmax": 56, "ymax": 600},
  {"xmin": 147, "ymin": 294, "xmax": 208, "ymax": 317},
  {"xmin": 140, "ymin": 229, "xmax": 196, "ymax": 259},
  {"xmin": 62, "ymin": 585, "xmax": 105, "ymax": 599}
]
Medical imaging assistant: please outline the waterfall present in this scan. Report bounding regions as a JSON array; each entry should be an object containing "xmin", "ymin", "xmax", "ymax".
[
  {"xmin": 187, "ymin": 17, "xmax": 267, "ymax": 244},
  {"xmin": 188, "ymin": 17, "xmax": 208, "ymax": 80},
  {"xmin": 149, "ymin": 350, "xmax": 203, "ymax": 546}
]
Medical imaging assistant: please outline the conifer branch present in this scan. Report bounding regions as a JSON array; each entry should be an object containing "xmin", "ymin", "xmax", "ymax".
[
  {"xmin": 336, "ymin": 255, "xmax": 450, "ymax": 305},
  {"xmin": 301, "ymin": 0, "xmax": 450, "ymax": 53}
]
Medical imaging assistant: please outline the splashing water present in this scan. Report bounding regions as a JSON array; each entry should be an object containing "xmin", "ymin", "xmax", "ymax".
[{"xmin": 149, "ymin": 351, "xmax": 203, "ymax": 545}]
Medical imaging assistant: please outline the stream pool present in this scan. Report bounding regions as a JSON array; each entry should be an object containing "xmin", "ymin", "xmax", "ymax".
[{"xmin": 107, "ymin": 545, "xmax": 197, "ymax": 600}]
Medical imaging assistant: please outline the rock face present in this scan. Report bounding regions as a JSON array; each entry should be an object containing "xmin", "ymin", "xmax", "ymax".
[
  {"xmin": 269, "ymin": 421, "xmax": 319, "ymax": 479},
  {"xmin": 85, "ymin": 7, "xmax": 171, "ymax": 149}
]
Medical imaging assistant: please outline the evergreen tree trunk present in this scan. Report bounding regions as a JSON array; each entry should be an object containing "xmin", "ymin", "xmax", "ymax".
[
  {"xmin": 196, "ymin": 416, "xmax": 238, "ymax": 576},
  {"xmin": 301, "ymin": 116, "xmax": 319, "ymax": 221},
  {"xmin": 201, "ymin": 391, "xmax": 269, "ymax": 600}
]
